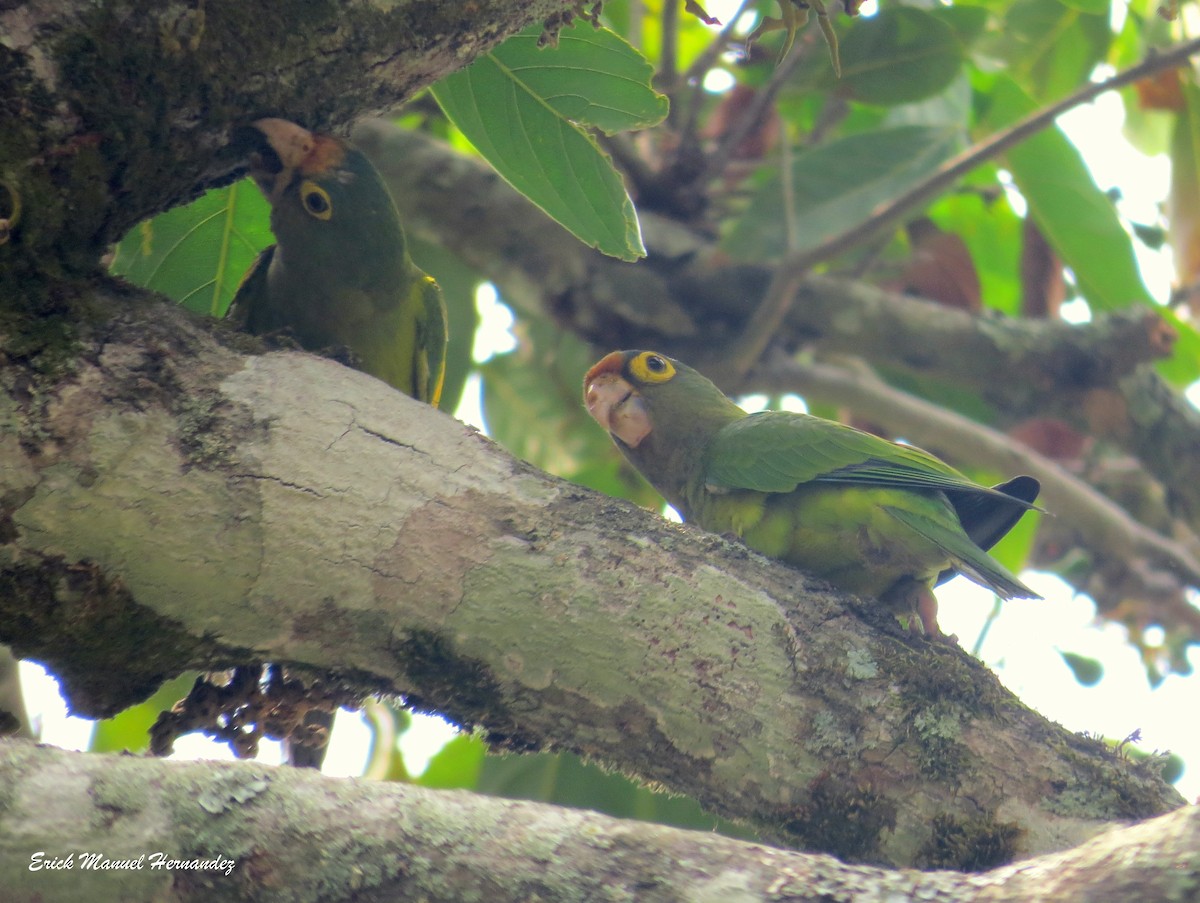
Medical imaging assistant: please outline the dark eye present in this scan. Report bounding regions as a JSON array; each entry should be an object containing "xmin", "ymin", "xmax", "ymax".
[
  {"xmin": 304, "ymin": 191, "xmax": 329, "ymax": 215},
  {"xmin": 298, "ymin": 180, "xmax": 333, "ymax": 220},
  {"xmin": 646, "ymin": 355, "xmax": 667, "ymax": 372}
]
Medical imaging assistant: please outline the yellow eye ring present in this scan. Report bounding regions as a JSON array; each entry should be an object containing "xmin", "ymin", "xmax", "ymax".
[
  {"xmin": 630, "ymin": 351, "xmax": 676, "ymax": 384},
  {"xmin": 299, "ymin": 180, "xmax": 332, "ymax": 220}
]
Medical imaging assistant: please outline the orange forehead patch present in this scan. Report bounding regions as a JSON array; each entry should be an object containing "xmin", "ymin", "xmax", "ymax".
[
  {"xmin": 583, "ymin": 351, "xmax": 626, "ymax": 388},
  {"xmin": 299, "ymin": 133, "xmax": 346, "ymax": 176},
  {"xmin": 251, "ymin": 118, "xmax": 347, "ymax": 177}
]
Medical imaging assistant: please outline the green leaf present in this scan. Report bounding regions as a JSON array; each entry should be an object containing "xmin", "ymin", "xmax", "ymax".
[
  {"xmin": 1001, "ymin": 0, "xmax": 1110, "ymax": 102},
  {"xmin": 1058, "ymin": 0, "xmax": 1110, "ymax": 14},
  {"xmin": 837, "ymin": 8, "xmax": 965, "ymax": 106},
  {"xmin": 109, "ymin": 180, "xmax": 273, "ymax": 318},
  {"xmin": 723, "ymin": 125, "xmax": 964, "ymax": 261},
  {"xmin": 985, "ymin": 508, "xmax": 1040, "ymax": 577},
  {"xmin": 1058, "ymin": 650, "xmax": 1104, "ymax": 686},
  {"xmin": 432, "ymin": 22, "xmax": 667, "ymax": 262},
  {"xmin": 1155, "ymin": 308, "xmax": 1200, "ymax": 387},
  {"xmin": 981, "ymin": 75, "xmax": 1154, "ymax": 311},
  {"xmin": 927, "ymin": 184, "xmax": 1023, "ymax": 317},
  {"xmin": 89, "ymin": 673, "xmax": 197, "ymax": 754},
  {"xmin": 475, "ymin": 751, "xmax": 756, "ymax": 838},
  {"xmin": 415, "ymin": 732, "xmax": 486, "ymax": 789},
  {"xmin": 491, "ymin": 23, "xmax": 668, "ymax": 135},
  {"xmin": 930, "ymin": 5, "xmax": 989, "ymax": 47}
]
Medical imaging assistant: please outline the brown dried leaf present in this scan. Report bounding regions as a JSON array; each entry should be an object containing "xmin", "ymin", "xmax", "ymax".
[
  {"xmin": 898, "ymin": 218, "xmax": 981, "ymax": 312},
  {"xmin": 1009, "ymin": 418, "xmax": 1090, "ymax": 462},
  {"xmin": 1020, "ymin": 218, "xmax": 1066, "ymax": 319}
]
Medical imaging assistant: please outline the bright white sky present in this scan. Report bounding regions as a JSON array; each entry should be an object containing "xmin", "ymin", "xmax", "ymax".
[{"xmin": 17, "ymin": 0, "xmax": 1199, "ymax": 809}]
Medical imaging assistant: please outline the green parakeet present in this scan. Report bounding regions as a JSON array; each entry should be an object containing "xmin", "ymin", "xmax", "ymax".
[
  {"xmin": 584, "ymin": 350, "xmax": 1041, "ymax": 638},
  {"xmin": 232, "ymin": 118, "xmax": 447, "ymax": 407}
]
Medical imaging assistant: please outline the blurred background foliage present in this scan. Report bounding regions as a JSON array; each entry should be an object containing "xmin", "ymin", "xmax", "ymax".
[{"xmin": 95, "ymin": 0, "xmax": 1199, "ymax": 824}]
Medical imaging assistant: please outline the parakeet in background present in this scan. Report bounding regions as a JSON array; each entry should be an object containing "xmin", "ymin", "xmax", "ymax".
[
  {"xmin": 584, "ymin": 350, "xmax": 1041, "ymax": 639},
  {"xmin": 232, "ymin": 117, "xmax": 447, "ymax": 407},
  {"xmin": 232, "ymin": 119, "xmax": 448, "ymax": 767}
]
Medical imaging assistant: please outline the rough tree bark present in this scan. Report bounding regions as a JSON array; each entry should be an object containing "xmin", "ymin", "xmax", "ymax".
[
  {"xmin": 0, "ymin": 1, "xmax": 1192, "ymax": 899},
  {"xmin": 1, "ymin": 742, "xmax": 1197, "ymax": 903},
  {"xmin": 0, "ymin": 297, "xmax": 1184, "ymax": 868}
]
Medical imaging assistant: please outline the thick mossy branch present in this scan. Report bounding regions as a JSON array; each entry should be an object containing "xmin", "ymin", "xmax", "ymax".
[
  {"xmin": 0, "ymin": 0, "xmax": 579, "ymax": 289},
  {"xmin": 0, "ymin": 741, "xmax": 1196, "ymax": 903},
  {"xmin": 0, "ymin": 296, "xmax": 1184, "ymax": 866}
]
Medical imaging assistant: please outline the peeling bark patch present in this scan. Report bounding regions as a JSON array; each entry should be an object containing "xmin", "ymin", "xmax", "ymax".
[{"xmin": 371, "ymin": 489, "xmax": 517, "ymax": 622}]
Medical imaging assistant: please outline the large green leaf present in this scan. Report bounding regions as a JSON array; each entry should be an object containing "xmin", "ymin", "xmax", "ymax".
[
  {"xmin": 1000, "ymin": 0, "xmax": 1111, "ymax": 102},
  {"xmin": 490, "ymin": 22, "xmax": 668, "ymax": 135},
  {"xmin": 415, "ymin": 731, "xmax": 754, "ymax": 838},
  {"xmin": 982, "ymin": 74, "xmax": 1154, "ymax": 311},
  {"xmin": 432, "ymin": 22, "xmax": 667, "ymax": 262},
  {"xmin": 723, "ymin": 125, "xmax": 964, "ymax": 261},
  {"xmin": 475, "ymin": 751, "xmax": 756, "ymax": 838},
  {"xmin": 416, "ymin": 733, "xmax": 486, "ymax": 789},
  {"xmin": 1058, "ymin": 0, "xmax": 1110, "ymax": 14},
  {"xmin": 930, "ymin": 4, "xmax": 989, "ymax": 47},
  {"xmin": 109, "ymin": 180, "xmax": 272, "ymax": 317},
  {"xmin": 837, "ymin": 8, "xmax": 965, "ymax": 106}
]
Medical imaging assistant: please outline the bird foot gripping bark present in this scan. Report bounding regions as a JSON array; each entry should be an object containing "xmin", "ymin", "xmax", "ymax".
[{"xmin": 884, "ymin": 579, "xmax": 958, "ymax": 645}]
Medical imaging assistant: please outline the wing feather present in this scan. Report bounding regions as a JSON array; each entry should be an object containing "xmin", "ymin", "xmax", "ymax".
[{"xmin": 704, "ymin": 411, "xmax": 998, "ymax": 497}]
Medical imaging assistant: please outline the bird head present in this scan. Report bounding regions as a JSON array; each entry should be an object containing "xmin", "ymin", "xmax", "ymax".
[
  {"xmin": 239, "ymin": 118, "xmax": 408, "ymax": 288},
  {"xmin": 584, "ymin": 350, "xmax": 746, "ymax": 510},
  {"xmin": 584, "ymin": 350, "xmax": 744, "ymax": 448}
]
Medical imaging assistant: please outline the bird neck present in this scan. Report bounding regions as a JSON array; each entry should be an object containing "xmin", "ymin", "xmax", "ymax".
[{"xmin": 625, "ymin": 399, "xmax": 744, "ymax": 518}]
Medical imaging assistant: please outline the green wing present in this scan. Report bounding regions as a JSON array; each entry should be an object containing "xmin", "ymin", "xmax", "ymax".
[
  {"xmin": 703, "ymin": 411, "xmax": 999, "ymax": 497},
  {"xmin": 884, "ymin": 505, "xmax": 1039, "ymax": 600},
  {"xmin": 414, "ymin": 274, "xmax": 448, "ymax": 408}
]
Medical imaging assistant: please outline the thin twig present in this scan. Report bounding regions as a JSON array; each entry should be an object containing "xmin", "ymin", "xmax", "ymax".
[
  {"xmin": 780, "ymin": 117, "xmax": 799, "ymax": 252},
  {"xmin": 971, "ymin": 598, "xmax": 1004, "ymax": 659},
  {"xmin": 677, "ymin": 0, "xmax": 755, "ymax": 143},
  {"xmin": 661, "ymin": 0, "xmax": 679, "ymax": 116},
  {"xmin": 702, "ymin": 39, "xmax": 807, "ymax": 183},
  {"xmin": 726, "ymin": 35, "xmax": 1200, "ymax": 379},
  {"xmin": 629, "ymin": 0, "xmax": 644, "ymax": 50}
]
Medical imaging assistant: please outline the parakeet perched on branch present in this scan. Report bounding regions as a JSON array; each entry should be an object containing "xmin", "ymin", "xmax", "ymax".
[
  {"xmin": 232, "ymin": 117, "xmax": 447, "ymax": 407},
  {"xmin": 232, "ymin": 118, "xmax": 449, "ymax": 767},
  {"xmin": 584, "ymin": 350, "xmax": 1041, "ymax": 638}
]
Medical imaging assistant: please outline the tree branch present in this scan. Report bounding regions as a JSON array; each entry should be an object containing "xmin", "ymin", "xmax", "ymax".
[
  {"xmin": 0, "ymin": 0, "xmax": 579, "ymax": 282},
  {"xmin": 723, "ymin": 35, "xmax": 1200, "ymax": 378},
  {"xmin": 2, "ymin": 741, "xmax": 1196, "ymax": 903},
  {"xmin": 0, "ymin": 295, "xmax": 1182, "ymax": 867}
]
